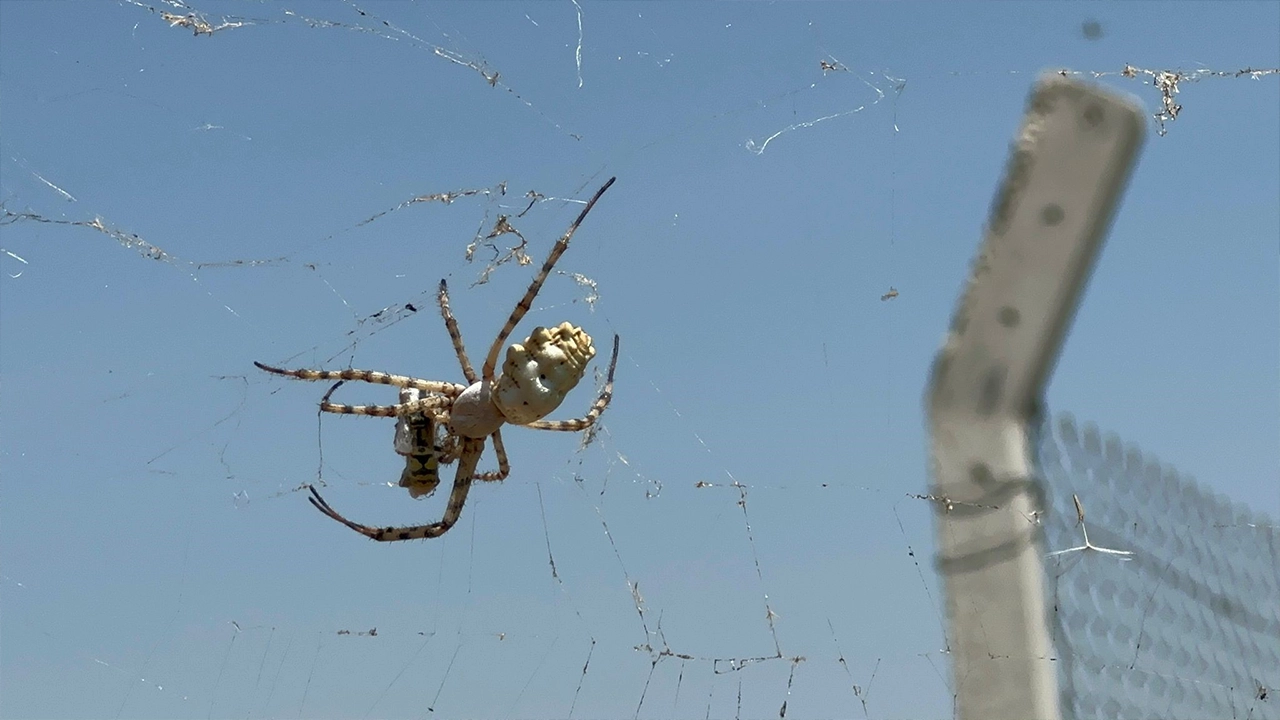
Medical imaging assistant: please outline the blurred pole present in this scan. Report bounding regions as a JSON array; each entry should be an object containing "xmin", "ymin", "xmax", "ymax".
[{"xmin": 925, "ymin": 73, "xmax": 1145, "ymax": 720}]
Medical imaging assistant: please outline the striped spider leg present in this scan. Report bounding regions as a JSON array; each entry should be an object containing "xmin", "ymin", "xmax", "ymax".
[{"xmin": 256, "ymin": 177, "xmax": 620, "ymax": 541}]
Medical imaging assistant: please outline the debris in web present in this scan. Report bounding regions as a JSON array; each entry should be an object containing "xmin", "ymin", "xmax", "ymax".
[
  {"xmin": 1120, "ymin": 65, "xmax": 1280, "ymax": 135},
  {"xmin": 0, "ymin": 207, "xmax": 249, "ymax": 318},
  {"xmin": 595, "ymin": 448, "xmax": 662, "ymax": 499},
  {"xmin": 829, "ymin": 620, "xmax": 880, "ymax": 720},
  {"xmin": 891, "ymin": 496, "xmax": 950, "ymax": 652},
  {"xmin": 466, "ymin": 214, "xmax": 532, "ymax": 286},
  {"xmin": 905, "ymin": 492, "xmax": 1005, "ymax": 515},
  {"xmin": 733, "ymin": 480, "xmax": 782, "ymax": 656},
  {"xmin": 14, "ymin": 158, "xmax": 78, "ymax": 202},
  {"xmin": 515, "ymin": 189, "xmax": 547, "ymax": 218},
  {"xmin": 126, "ymin": 0, "xmax": 262, "ymax": 36},
  {"xmin": 568, "ymin": 639, "xmax": 596, "ymax": 718},
  {"xmin": 747, "ymin": 90, "xmax": 885, "ymax": 154},
  {"xmin": 745, "ymin": 69, "xmax": 889, "ymax": 155},
  {"xmin": 358, "ymin": 184, "xmax": 504, "ymax": 229},
  {"xmin": 563, "ymin": 271, "xmax": 600, "ymax": 310},
  {"xmin": 778, "ymin": 656, "xmax": 806, "ymax": 718},
  {"xmin": 460, "ymin": 186, "xmax": 610, "ymax": 301},
  {"xmin": 2, "ymin": 209, "xmax": 175, "ymax": 264},
  {"xmin": 748, "ymin": 62, "xmax": 1277, "ymax": 153},
  {"xmin": 1070, "ymin": 65, "xmax": 1280, "ymax": 135},
  {"xmin": 1, "ymin": 248, "xmax": 28, "ymax": 278},
  {"xmin": 127, "ymin": 0, "xmax": 595, "ymax": 140},
  {"xmin": 570, "ymin": 0, "xmax": 585, "ymax": 88},
  {"xmin": 291, "ymin": 1, "xmax": 504, "ymax": 86},
  {"xmin": 1045, "ymin": 493, "xmax": 1134, "ymax": 562}
]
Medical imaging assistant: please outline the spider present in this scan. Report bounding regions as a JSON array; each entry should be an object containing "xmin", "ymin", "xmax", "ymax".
[{"xmin": 255, "ymin": 177, "xmax": 619, "ymax": 541}]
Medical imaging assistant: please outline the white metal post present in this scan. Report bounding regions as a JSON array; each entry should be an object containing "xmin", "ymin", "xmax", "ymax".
[{"xmin": 925, "ymin": 74, "xmax": 1145, "ymax": 720}]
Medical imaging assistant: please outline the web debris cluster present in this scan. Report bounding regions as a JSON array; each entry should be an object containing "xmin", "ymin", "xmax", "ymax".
[
  {"xmin": 123, "ymin": 0, "xmax": 601, "ymax": 140},
  {"xmin": 124, "ymin": 0, "xmax": 1280, "ymax": 151},
  {"xmin": 746, "ymin": 60, "xmax": 1278, "ymax": 155},
  {"xmin": 1108, "ymin": 65, "xmax": 1278, "ymax": 136}
]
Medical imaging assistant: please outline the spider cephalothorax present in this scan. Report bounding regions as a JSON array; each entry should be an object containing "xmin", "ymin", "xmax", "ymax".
[{"xmin": 255, "ymin": 177, "xmax": 619, "ymax": 541}]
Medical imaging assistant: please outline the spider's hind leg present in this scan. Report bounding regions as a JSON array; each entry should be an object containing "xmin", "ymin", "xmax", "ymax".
[
  {"xmin": 472, "ymin": 429, "xmax": 511, "ymax": 482},
  {"xmin": 309, "ymin": 436, "xmax": 485, "ymax": 541}
]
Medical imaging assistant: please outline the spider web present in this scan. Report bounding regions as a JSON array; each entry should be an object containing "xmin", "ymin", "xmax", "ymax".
[{"xmin": 2, "ymin": 3, "xmax": 1277, "ymax": 719}]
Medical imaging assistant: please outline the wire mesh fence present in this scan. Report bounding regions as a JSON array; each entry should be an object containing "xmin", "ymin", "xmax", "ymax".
[{"xmin": 1039, "ymin": 411, "xmax": 1279, "ymax": 720}]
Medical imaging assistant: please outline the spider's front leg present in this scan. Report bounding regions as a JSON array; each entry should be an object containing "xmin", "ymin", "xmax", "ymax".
[
  {"xmin": 481, "ymin": 176, "xmax": 616, "ymax": 381},
  {"xmin": 437, "ymin": 279, "xmax": 478, "ymax": 384},
  {"xmin": 253, "ymin": 361, "xmax": 467, "ymax": 399},
  {"xmin": 309, "ymin": 437, "xmax": 486, "ymax": 541},
  {"xmin": 317, "ymin": 381, "xmax": 454, "ymax": 421}
]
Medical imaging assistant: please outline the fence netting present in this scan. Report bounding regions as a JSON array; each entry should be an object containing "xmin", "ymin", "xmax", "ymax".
[{"xmin": 1039, "ymin": 412, "xmax": 1279, "ymax": 720}]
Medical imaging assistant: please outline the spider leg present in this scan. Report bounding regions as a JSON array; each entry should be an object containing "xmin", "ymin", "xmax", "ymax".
[
  {"xmin": 473, "ymin": 428, "xmax": 511, "ymax": 482},
  {"xmin": 254, "ymin": 361, "xmax": 466, "ymax": 396},
  {"xmin": 480, "ymin": 177, "xmax": 616, "ymax": 381},
  {"xmin": 321, "ymin": 394, "xmax": 452, "ymax": 418},
  {"xmin": 309, "ymin": 437, "xmax": 485, "ymax": 541},
  {"xmin": 437, "ymin": 279, "xmax": 478, "ymax": 384},
  {"xmin": 320, "ymin": 380, "xmax": 345, "ymax": 406},
  {"xmin": 524, "ymin": 334, "xmax": 619, "ymax": 432},
  {"xmin": 437, "ymin": 433, "xmax": 463, "ymax": 465}
]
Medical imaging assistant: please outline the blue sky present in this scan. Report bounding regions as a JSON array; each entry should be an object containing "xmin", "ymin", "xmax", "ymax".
[{"xmin": 2, "ymin": 2, "xmax": 1276, "ymax": 718}]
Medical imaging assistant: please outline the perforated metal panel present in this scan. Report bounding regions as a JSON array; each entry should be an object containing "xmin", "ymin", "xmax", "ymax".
[{"xmin": 1038, "ymin": 412, "xmax": 1280, "ymax": 720}]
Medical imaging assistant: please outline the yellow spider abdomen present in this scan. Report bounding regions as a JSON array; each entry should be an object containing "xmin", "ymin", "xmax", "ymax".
[{"xmin": 493, "ymin": 322, "xmax": 596, "ymax": 425}]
